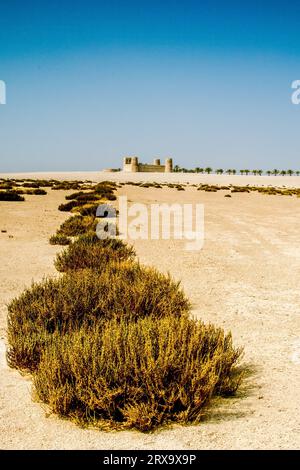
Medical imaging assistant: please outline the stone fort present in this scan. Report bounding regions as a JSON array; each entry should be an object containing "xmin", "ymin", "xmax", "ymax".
[{"xmin": 123, "ymin": 156, "xmax": 173, "ymax": 173}]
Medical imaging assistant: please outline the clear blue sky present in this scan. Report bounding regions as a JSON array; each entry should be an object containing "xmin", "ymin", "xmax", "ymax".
[{"xmin": 0, "ymin": 0, "xmax": 299, "ymax": 172}]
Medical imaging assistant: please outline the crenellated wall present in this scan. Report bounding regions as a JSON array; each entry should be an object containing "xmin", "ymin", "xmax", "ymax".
[{"xmin": 123, "ymin": 156, "xmax": 173, "ymax": 173}]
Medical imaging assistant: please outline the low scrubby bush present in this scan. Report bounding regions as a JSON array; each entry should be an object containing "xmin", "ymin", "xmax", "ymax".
[
  {"xmin": 21, "ymin": 182, "xmax": 40, "ymax": 188},
  {"xmin": 0, "ymin": 191, "xmax": 25, "ymax": 201},
  {"xmin": 58, "ymin": 200, "xmax": 84, "ymax": 212},
  {"xmin": 75, "ymin": 231, "xmax": 102, "ymax": 245},
  {"xmin": 92, "ymin": 182, "xmax": 117, "ymax": 200},
  {"xmin": 16, "ymin": 188, "xmax": 47, "ymax": 195},
  {"xmin": 57, "ymin": 215, "xmax": 97, "ymax": 236},
  {"xmin": 7, "ymin": 263, "xmax": 189, "ymax": 370},
  {"xmin": 31, "ymin": 188, "xmax": 47, "ymax": 195},
  {"xmin": 76, "ymin": 193, "xmax": 101, "ymax": 202},
  {"xmin": 0, "ymin": 182, "xmax": 14, "ymax": 190},
  {"xmin": 52, "ymin": 181, "xmax": 83, "ymax": 190},
  {"xmin": 65, "ymin": 191, "xmax": 85, "ymax": 200},
  {"xmin": 49, "ymin": 234, "xmax": 71, "ymax": 246},
  {"xmin": 75, "ymin": 203, "xmax": 100, "ymax": 216},
  {"xmin": 104, "ymin": 193, "xmax": 117, "ymax": 200},
  {"xmin": 231, "ymin": 187, "xmax": 250, "ymax": 193},
  {"xmin": 54, "ymin": 236, "xmax": 135, "ymax": 271},
  {"xmin": 33, "ymin": 316, "xmax": 242, "ymax": 431}
]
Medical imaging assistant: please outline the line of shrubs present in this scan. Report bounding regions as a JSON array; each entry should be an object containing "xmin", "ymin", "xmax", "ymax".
[
  {"xmin": 7, "ymin": 181, "xmax": 243, "ymax": 431},
  {"xmin": 196, "ymin": 183, "xmax": 300, "ymax": 196},
  {"xmin": 0, "ymin": 178, "xmax": 102, "ymax": 196}
]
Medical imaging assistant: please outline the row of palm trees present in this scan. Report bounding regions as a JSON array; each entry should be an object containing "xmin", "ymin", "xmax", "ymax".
[{"xmin": 173, "ymin": 166, "xmax": 300, "ymax": 176}]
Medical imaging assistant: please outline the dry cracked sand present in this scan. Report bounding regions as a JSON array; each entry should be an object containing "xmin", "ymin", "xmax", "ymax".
[{"xmin": 1, "ymin": 173, "xmax": 300, "ymax": 449}]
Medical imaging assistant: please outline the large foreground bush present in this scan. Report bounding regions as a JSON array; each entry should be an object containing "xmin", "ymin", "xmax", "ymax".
[
  {"xmin": 33, "ymin": 316, "xmax": 242, "ymax": 431},
  {"xmin": 7, "ymin": 264, "xmax": 190, "ymax": 370}
]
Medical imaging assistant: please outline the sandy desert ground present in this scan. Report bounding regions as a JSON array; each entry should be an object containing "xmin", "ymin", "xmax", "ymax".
[{"xmin": 1, "ymin": 172, "xmax": 300, "ymax": 449}]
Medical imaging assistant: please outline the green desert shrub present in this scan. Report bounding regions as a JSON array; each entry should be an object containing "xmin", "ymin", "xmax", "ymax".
[
  {"xmin": 21, "ymin": 182, "xmax": 40, "ymax": 188},
  {"xmin": 75, "ymin": 231, "xmax": 101, "ymax": 245},
  {"xmin": 65, "ymin": 191, "xmax": 85, "ymax": 200},
  {"xmin": 36, "ymin": 180, "xmax": 55, "ymax": 187},
  {"xmin": 0, "ymin": 182, "xmax": 14, "ymax": 190},
  {"xmin": 58, "ymin": 200, "xmax": 84, "ymax": 212},
  {"xmin": 54, "ymin": 235, "xmax": 135, "ymax": 271},
  {"xmin": 51, "ymin": 181, "xmax": 83, "ymax": 191},
  {"xmin": 57, "ymin": 215, "xmax": 97, "ymax": 236},
  {"xmin": 93, "ymin": 181, "xmax": 117, "ymax": 190},
  {"xmin": 7, "ymin": 264, "xmax": 189, "ymax": 370},
  {"xmin": 16, "ymin": 188, "xmax": 47, "ymax": 195},
  {"xmin": 104, "ymin": 193, "xmax": 117, "ymax": 201},
  {"xmin": 76, "ymin": 193, "xmax": 101, "ymax": 202},
  {"xmin": 74, "ymin": 203, "xmax": 100, "ymax": 216},
  {"xmin": 231, "ymin": 187, "xmax": 250, "ymax": 193},
  {"xmin": 33, "ymin": 316, "xmax": 242, "ymax": 431},
  {"xmin": 0, "ymin": 191, "xmax": 25, "ymax": 201},
  {"xmin": 7, "ymin": 326, "xmax": 52, "ymax": 372},
  {"xmin": 75, "ymin": 230, "xmax": 119, "ymax": 245},
  {"xmin": 197, "ymin": 185, "xmax": 219, "ymax": 192},
  {"xmin": 49, "ymin": 234, "xmax": 71, "ymax": 246},
  {"xmin": 92, "ymin": 182, "xmax": 117, "ymax": 199},
  {"xmin": 31, "ymin": 188, "xmax": 47, "ymax": 195}
]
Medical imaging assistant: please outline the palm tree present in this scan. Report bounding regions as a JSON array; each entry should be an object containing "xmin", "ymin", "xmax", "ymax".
[
  {"xmin": 280, "ymin": 170, "xmax": 286, "ymax": 176},
  {"xmin": 205, "ymin": 167, "xmax": 213, "ymax": 174},
  {"xmin": 296, "ymin": 171, "xmax": 300, "ymax": 176},
  {"xmin": 216, "ymin": 169, "xmax": 224, "ymax": 174},
  {"xmin": 257, "ymin": 170, "xmax": 263, "ymax": 176},
  {"xmin": 244, "ymin": 169, "xmax": 250, "ymax": 175},
  {"xmin": 226, "ymin": 169, "xmax": 232, "ymax": 175},
  {"xmin": 287, "ymin": 169, "xmax": 294, "ymax": 176},
  {"xmin": 174, "ymin": 165, "xmax": 180, "ymax": 172},
  {"xmin": 266, "ymin": 170, "xmax": 272, "ymax": 176},
  {"xmin": 240, "ymin": 170, "xmax": 244, "ymax": 175},
  {"xmin": 273, "ymin": 169, "xmax": 279, "ymax": 176},
  {"xmin": 195, "ymin": 167, "xmax": 201, "ymax": 173},
  {"xmin": 232, "ymin": 169, "xmax": 236, "ymax": 175},
  {"xmin": 252, "ymin": 170, "xmax": 257, "ymax": 176}
]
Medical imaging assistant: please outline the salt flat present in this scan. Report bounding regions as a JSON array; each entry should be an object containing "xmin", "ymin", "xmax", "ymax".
[
  {"xmin": 1, "ymin": 172, "xmax": 300, "ymax": 449},
  {"xmin": 2, "ymin": 171, "xmax": 300, "ymax": 188}
]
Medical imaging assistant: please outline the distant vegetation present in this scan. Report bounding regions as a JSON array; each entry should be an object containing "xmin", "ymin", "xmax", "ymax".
[
  {"xmin": 173, "ymin": 166, "xmax": 300, "ymax": 175},
  {"xmin": 195, "ymin": 184, "xmax": 300, "ymax": 197}
]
